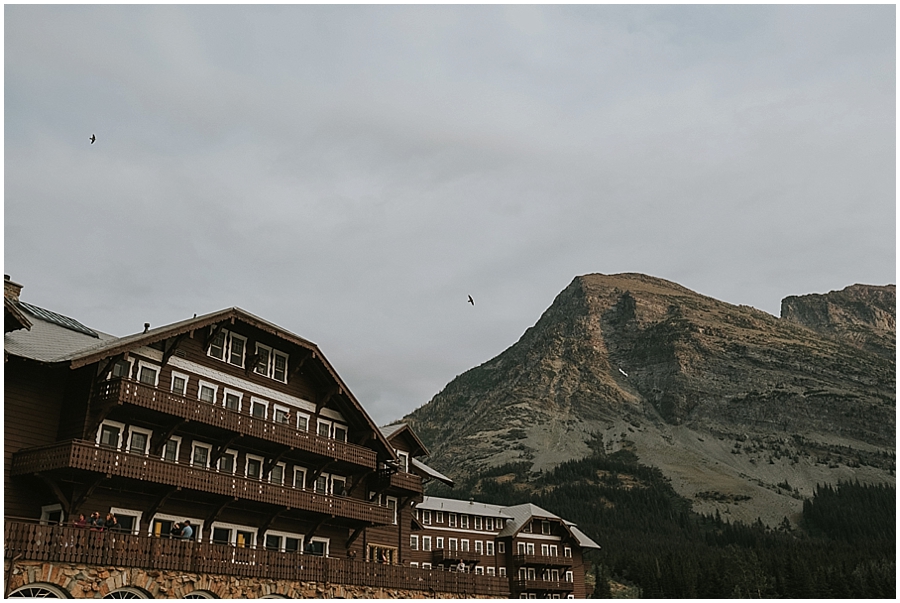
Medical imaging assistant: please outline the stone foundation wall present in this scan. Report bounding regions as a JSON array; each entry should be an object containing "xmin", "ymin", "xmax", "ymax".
[{"xmin": 5, "ymin": 560, "xmax": 494, "ymax": 599}]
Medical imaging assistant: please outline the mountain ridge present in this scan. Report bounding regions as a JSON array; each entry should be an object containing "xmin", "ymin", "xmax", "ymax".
[{"xmin": 403, "ymin": 273, "xmax": 895, "ymax": 526}]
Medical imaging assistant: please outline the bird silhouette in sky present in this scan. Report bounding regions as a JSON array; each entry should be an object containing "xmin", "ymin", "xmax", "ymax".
[
  {"xmin": 468, "ymin": 295, "xmax": 474, "ymax": 306},
  {"xmin": 90, "ymin": 134, "xmax": 96, "ymax": 144}
]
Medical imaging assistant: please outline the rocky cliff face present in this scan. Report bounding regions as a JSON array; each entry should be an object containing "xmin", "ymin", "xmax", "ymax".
[{"xmin": 403, "ymin": 273, "xmax": 895, "ymax": 526}]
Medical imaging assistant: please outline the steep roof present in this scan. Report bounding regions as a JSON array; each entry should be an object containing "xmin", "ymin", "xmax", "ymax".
[
  {"xmin": 498, "ymin": 502, "xmax": 601, "ymax": 549},
  {"xmin": 419, "ymin": 496, "xmax": 513, "ymax": 519},
  {"xmin": 379, "ymin": 423, "xmax": 429, "ymax": 457},
  {"xmin": 5, "ymin": 302, "xmax": 117, "ymax": 363},
  {"xmin": 410, "ymin": 458, "xmax": 455, "ymax": 488}
]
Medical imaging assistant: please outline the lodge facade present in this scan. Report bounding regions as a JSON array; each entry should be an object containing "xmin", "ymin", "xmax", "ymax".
[{"xmin": 4, "ymin": 276, "xmax": 598, "ymax": 599}]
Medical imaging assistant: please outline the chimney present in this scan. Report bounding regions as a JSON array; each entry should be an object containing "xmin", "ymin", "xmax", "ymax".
[{"xmin": 4, "ymin": 275, "xmax": 23, "ymax": 301}]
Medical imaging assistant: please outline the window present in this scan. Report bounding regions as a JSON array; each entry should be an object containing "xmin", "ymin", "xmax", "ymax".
[
  {"xmin": 332, "ymin": 475, "xmax": 347, "ymax": 496},
  {"xmin": 499, "ymin": 567, "xmax": 507, "ymax": 577},
  {"xmin": 422, "ymin": 536, "xmax": 432, "ymax": 552},
  {"xmin": 317, "ymin": 420, "xmax": 331, "ymax": 438},
  {"xmin": 97, "ymin": 420, "xmax": 125, "ymax": 449},
  {"xmin": 386, "ymin": 496, "xmax": 397, "ymax": 524},
  {"xmin": 542, "ymin": 521, "xmax": 551, "ymax": 535},
  {"xmin": 250, "ymin": 398, "xmax": 268, "ymax": 419},
  {"xmin": 435, "ymin": 536, "xmax": 444, "ymax": 550},
  {"xmin": 565, "ymin": 571, "xmax": 573, "ymax": 582},
  {"xmin": 150, "ymin": 513, "xmax": 202, "ymax": 540},
  {"xmin": 448, "ymin": 538, "xmax": 457, "ymax": 551},
  {"xmin": 254, "ymin": 343, "xmax": 289, "ymax": 383},
  {"xmin": 332, "ymin": 423, "xmax": 347, "ymax": 442},
  {"xmin": 171, "ymin": 372, "xmax": 188, "ymax": 396},
  {"xmin": 127, "ymin": 427, "xmax": 152, "ymax": 455},
  {"xmin": 40, "ymin": 504, "xmax": 64, "ymax": 526},
  {"xmin": 549, "ymin": 544, "xmax": 558, "ymax": 557},
  {"xmin": 223, "ymin": 389, "xmax": 242, "ymax": 411},
  {"xmin": 498, "ymin": 541, "xmax": 505, "ymax": 554},
  {"xmin": 110, "ymin": 358, "xmax": 132, "ymax": 379},
  {"xmin": 422, "ymin": 510, "xmax": 431, "ymax": 525},
  {"xmin": 162, "ymin": 437, "xmax": 181, "ymax": 462},
  {"xmin": 496, "ymin": 519, "xmax": 504, "ymax": 530},
  {"xmin": 192, "ymin": 443, "xmax": 211, "ymax": 468},
  {"xmin": 475, "ymin": 516, "xmax": 482, "ymax": 530},
  {"xmin": 293, "ymin": 467, "xmax": 307, "ymax": 489},
  {"xmin": 137, "ymin": 361, "xmax": 159, "ymax": 386},
  {"xmin": 315, "ymin": 474, "xmax": 328, "ymax": 494},
  {"xmin": 527, "ymin": 568, "xmax": 536, "ymax": 580},
  {"xmin": 436, "ymin": 511, "xmax": 444, "ymax": 524},
  {"xmin": 397, "ymin": 451, "xmax": 409, "ymax": 472},
  {"xmin": 551, "ymin": 569, "xmax": 560, "ymax": 581},
  {"xmin": 207, "ymin": 329, "xmax": 246, "ymax": 368},
  {"xmin": 306, "ymin": 538, "xmax": 329, "ymax": 557},
  {"xmin": 110, "ymin": 507, "xmax": 142, "ymax": 536},
  {"xmin": 460, "ymin": 515, "xmax": 469, "ymax": 529},
  {"xmin": 526, "ymin": 543, "xmax": 535, "ymax": 555},
  {"xmin": 518, "ymin": 542, "xmax": 527, "ymax": 555},
  {"xmin": 270, "ymin": 463, "xmax": 286, "ymax": 485},
  {"xmin": 475, "ymin": 566, "xmax": 484, "ymax": 575},
  {"xmin": 486, "ymin": 541, "xmax": 494, "ymax": 556},
  {"xmin": 487, "ymin": 567, "xmax": 496, "ymax": 576},
  {"xmin": 461, "ymin": 539, "xmax": 470, "ymax": 552},
  {"xmin": 410, "ymin": 562, "xmax": 419, "ymax": 568},
  {"xmin": 297, "ymin": 413, "xmax": 309, "ymax": 431},
  {"xmin": 422, "ymin": 562, "xmax": 432, "ymax": 569},
  {"xmin": 245, "ymin": 455, "xmax": 264, "ymax": 479},
  {"xmin": 264, "ymin": 530, "xmax": 303, "ymax": 553},
  {"xmin": 198, "ymin": 381, "xmax": 217, "ymax": 404},
  {"xmin": 273, "ymin": 405, "xmax": 290, "ymax": 424},
  {"xmin": 475, "ymin": 540, "xmax": 483, "ymax": 554},
  {"xmin": 210, "ymin": 522, "xmax": 255, "ymax": 547},
  {"xmin": 218, "ymin": 450, "xmax": 237, "ymax": 474},
  {"xmin": 486, "ymin": 517, "xmax": 493, "ymax": 531},
  {"xmin": 410, "ymin": 535, "xmax": 418, "ymax": 551},
  {"xmin": 542, "ymin": 544, "xmax": 549, "ymax": 556},
  {"xmin": 563, "ymin": 546, "xmax": 572, "ymax": 558},
  {"xmin": 449, "ymin": 513, "xmax": 457, "ymax": 527}
]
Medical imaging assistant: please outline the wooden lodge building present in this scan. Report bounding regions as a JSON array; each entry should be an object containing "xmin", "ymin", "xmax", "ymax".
[{"xmin": 4, "ymin": 276, "xmax": 599, "ymax": 599}]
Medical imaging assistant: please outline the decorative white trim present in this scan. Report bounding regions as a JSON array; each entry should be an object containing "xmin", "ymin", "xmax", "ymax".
[
  {"xmin": 126, "ymin": 426, "xmax": 153, "ymax": 455},
  {"xmin": 170, "ymin": 371, "xmax": 190, "ymax": 395},
  {"xmin": 263, "ymin": 529, "xmax": 304, "ymax": 552},
  {"xmin": 209, "ymin": 521, "xmax": 257, "ymax": 547},
  {"xmin": 110, "ymin": 506, "xmax": 144, "ymax": 535},
  {"xmin": 245, "ymin": 454, "xmax": 265, "ymax": 479},
  {"xmin": 269, "ymin": 461, "xmax": 287, "ymax": 485},
  {"xmin": 161, "ymin": 435, "xmax": 182, "ymax": 463},
  {"xmin": 197, "ymin": 380, "xmax": 218, "ymax": 404},
  {"xmin": 96, "ymin": 419, "xmax": 126, "ymax": 449},
  {"xmin": 222, "ymin": 388, "xmax": 243, "ymax": 411},
  {"xmin": 191, "ymin": 441, "xmax": 212, "ymax": 468},
  {"xmin": 249, "ymin": 397, "xmax": 269, "ymax": 420},
  {"xmin": 217, "ymin": 448, "xmax": 239, "ymax": 474},
  {"xmin": 149, "ymin": 512, "xmax": 203, "ymax": 540},
  {"xmin": 40, "ymin": 504, "xmax": 64, "ymax": 525},
  {"xmin": 293, "ymin": 466, "xmax": 307, "ymax": 489},
  {"xmin": 135, "ymin": 360, "xmax": 161, "ymax": 387}
]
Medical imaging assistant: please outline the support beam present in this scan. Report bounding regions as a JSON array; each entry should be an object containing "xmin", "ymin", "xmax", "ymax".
[
  {"xmin": 202, "ymin": 498, "xmax": 236, "ymax": 541},
  {"xmin": 142, "ymin": 487, "xmax": 180, "ymax": 533},
  {"xmin": 307, "ymin": 461, "xmax": 335, "ymax": 488},
  {"xmin": 288, "ymin": 350, "xmax": 314, "ymax": 383},
  {"xmin": 347, "ymin": 469, "xmax": 375, "ymax": 496},
  {"xmin": 244, "ymin": 352, "xmax": 261, "ymax": 377},
  {"xmin": 316, "ymin": 387, "xmax": 342, "ymax": 414},
  {"xmin": 202, "ymin": 323, "xmax": 227, "ymax": 353},
  {"xmin": 346, "ymin": 526, "xmax": 365, "ymax": 550},
  {"xmin": 256, "ymin": 508, "xmax": 287, "ymax": 543},
  {"xmin": 304, "ymin": 516, "xmax": 327, "ymax": 543},
  {"xmin": 71, "ymin": 476, "xmax": 105, "ymax": 517},
  {"xmin": 96, "ymin": 352, "xmax": 128, "ymax": 383},
  {"xmin": 210, "ymin": 434, "xmax": 241, "ymax": 465},
  {"xmin": 160, "ymin": 332, "xmax": 190, "ymax": 368},
  {"xmin": 35, "ymin": 474, "xmax": 72, "ymax": 516},
  {"xmin": 262, "ymin": 449, "xmax": 290, "ymax": 480},
  {"xmin": 149, "ymin": 419, "xmax": 188, "ymax": 456}
]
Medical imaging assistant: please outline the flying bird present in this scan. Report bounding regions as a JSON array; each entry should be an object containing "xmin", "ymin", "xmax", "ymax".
[
  {"xmin": 618, "ymin": 368, "xmax": 628, "ymax": 377},
  {"xmin": 90, "ymin": 134, "xmax": 96, "ymax": 144},
  {"xmin": 467, "ymin": 295, "xmax": 474, "ymax": 306}
]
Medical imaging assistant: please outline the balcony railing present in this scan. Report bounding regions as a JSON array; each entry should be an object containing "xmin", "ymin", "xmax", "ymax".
[
  {"xmin": 512, "ymin": 553, "xmax": 574, "ymax": 567},
  {"xmin": 10, "ymin": 440, "xmax": 392, "ymax": 525},
  {"xmin": 432, "ymin": 548, "xmax": 482, "ymax": 564},
  {"xmin": 4, "ymin": 521, "xmax": 510, "ymax": 597},
  {"xmin": 95, "ymin": 378, "xmax": 377, "ymax": 470},
  {"xmin": 513, "ymin": 578, "xmax": 574, "ymax": 592}
]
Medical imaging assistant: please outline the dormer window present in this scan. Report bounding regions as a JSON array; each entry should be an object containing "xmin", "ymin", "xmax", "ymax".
[
  {"xmin": 254, "ymin": 343, "xmax": 289, "ymax": 383},
  {"xmin": 207, "ymin": 329, "xmax": 247, "ymax": 368},
  {"xmin": 542, "ymin": 520, "xmax": 551, "ymax": 535}
]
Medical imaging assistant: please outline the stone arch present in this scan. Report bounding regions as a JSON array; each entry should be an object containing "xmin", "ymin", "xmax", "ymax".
[
  {"xmin": 8, "ymin": 582, "xmax": 72, "ymax": 598},
  {"xmin": 103, "ymin": 586, "xmax": 153, "ymax": 599}
]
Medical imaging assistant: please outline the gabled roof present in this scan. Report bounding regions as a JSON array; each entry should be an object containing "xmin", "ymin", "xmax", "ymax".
[
  {"xmin": 379, "ymin": 423, "xmax": 429, "ymax": 457},
  {"xmin": 419, "ymin": 496, "xmax": 513, "ymax": 519},
  {"xmin": 410, "ymin": 458, "xmax": 455, "ymax": 488},
  {"xmin": 5, "ymin": 303, "xmax": 117, "ymax": 363},
  {"xmin": 498, "ymin": 503, "xmax": 601, "ymax": 549}
]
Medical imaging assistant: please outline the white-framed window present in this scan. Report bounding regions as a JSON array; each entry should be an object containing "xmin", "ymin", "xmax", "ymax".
[
  {"xmin": 527, "ymin": 542, "xmax": 535, "ymax": 555},
  {"xmin": 207, "ymin": 329, "xmax": 246, "ymax": 368},
  {"xmin": 410, "ymin": 535, "xmax": 418, "ymax": 550},
  {"xmin": 263, "ymin": 530, "xmax": 303, "ymax": 553},
  {"xmin": 273, "ymin": 404, "xmax": 291, "ymax": 425},
  {"xmin": 161, "ymin": 436, "xmax": 182, "ymax": 463},
  {"xmin": 565, "ymin": 571, "xmax": 573, "ymax": 582},
  {"xmin": 293, "ymin": 466, "xmax": 307, "ymax": 489},
  {"xmin": 198, "ymin": 380, "xmax": 217, "ymax": 404},
  {"xmin": 498, "ymin": 541, "xmax": 505, "ymax": 554},
  {"xmin": 550, "ymin": 569, "xmax": 560, "ymax": 581},
  {"xmin": 449, "ymin": 513, "xmax": 457, "ymax": 527},
  {"xmin": 485, "ymin": 517, "xmax": 493, "ymax": 531},
  {"xmin": 499, "ymin": 567, "xmax": 507, "ymax": 577},
  {"xmin": 460, "ymin": 515, "xmax": 469, "ymax": 529},
  {"xmin": 448, "ymin": 538, "xmax": 458, "ymax": 551},
  {"xmin": 410, "ymin": 561, "xmax": 419, "ymax": 568},
  {"xmin": 422, "ymin": 536, "xmax": 432, "ymax": 551},
  {"xmin": 549, "ymin": 544, "xmax": 558, "ymax": 556},
  {"xmin": 563, "ymin": 546, "xmax": 572, "ymax": 557},
  {"xmin": 170, "ymin": 371, "xmax": 189, "ymax": 396},
  {"xmin": 245, "ymin": 454, "xmax": 264, "ymax": 479},
  {"xmin": 397, "ymin": 451, "xmax": 409, "ymax": 472},
  {"xmin": 108, "ymin": 357, "xmax": 133, "ymax": 380},
  {"xmin": 110, "ymin": 506, "xmax": 143, "ymax": 535},
  {"xmin": 217, "ymin": 448, "xmax": 238, "ymax": 474},
  {"xmin": 210, "ymin": 521, "xmax": 256, "ymax": 548},
  {"xmin": 127, "ymin": 426, "xmax": 152, "ymax": 455},
  {"xmin": 191, "ymin": 442, "xmax": 212, "ymax": 468},
  {"xmin": 527, "ymin": 567, "xmax": 536, "ymax": 580},
  {"xmin": 97, "ymin": 420, "xmax": 126, "ymax": 449},
  {"xmin": 486, "ymin": 541, "xmax": 495, "ymax": 556},
  {"xmin": 136, "ymin": 360, "xmax": 160, "ymax": 387},
  {"xmin": 306, "ymin": 537, "xmax": 329, "ymax": 557},
  {"xmin": 461, "ymin": 539, "xmax": 470, "ymax": 552},
  {"xmin": 250, "ymin": 397, "xmax": 268, "ymax": 419},
  {"xmin": 386, "ymin": 496, "xmax": 398, "ymax": 524},
  {"xmin": 542, "ymin": 520, "xmax": 551, "ymax": 535},
  {"xmin": 254, "ymin": 343, "xmax": 289, "ymax": 383},
  {"xmin": 40, "ymin": 504, "xmax": 64, "ymax": 525},
  {"xmin": 422, "ymin": 562, "xmax": 432, "ymax": 569},
  {"xmin": 313, "ymin": 472, "xmax": 346, "ymax": 495},
  {"xmin": 475, "ymin": 540, "xmax": 483, "ymax": 554},
  {"xmin": 436, "ymin": 511, "xmax": 444, "ymax": 524},
  {"xmin": 296, "ymin": 412, "xmax": 310, "ymax": 432},
  {"xmin": 496, "ymin": 519, "xmax": 504, "ymax": 530},
  {"xmin": 542, "ymin": 544, "xmax": 550, "ymax": 556},
  {"xmin": 222, "ymin": 388, "xmax": 242, "ymax": 412},
  {"xmin": 332, "ymin": 474, "xmax": 347, "ymax": 496},
  {"xmin": 518, "ymin": 542, "xmax": 527, "ymax": 555},
  {"xmin": 435, "ymin": 536, "xmax": 444, "ymax": 549},
  {"xmin": 487, "ymin": 566, "xmax": 496, "ymax": 576},
  {"xmin": 422, "ymin": 510, "xmax": 431, "ymax": 525},
  {"xmin": 475, "ymin": 566, "xmax": 484, "ymax": 575},
  {"xmin": 314, "ymin": 473, "xmax": 329, "ymax": 494},
  {"xmin": 150, "ymin": 513, "xmax": 203, "ymax": 540},
  {"xmin": 474, "ymin": 516, "xmax": 483, "ymax": 530},
  {"xmin": 270, "ymin": 462, "xmax": 287, "ymax": 485}
]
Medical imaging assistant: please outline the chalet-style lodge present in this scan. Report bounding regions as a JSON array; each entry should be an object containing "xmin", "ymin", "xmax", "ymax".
[{"xmin": 4, "ymin": 276, "xmax": 599, "ymax": 599}]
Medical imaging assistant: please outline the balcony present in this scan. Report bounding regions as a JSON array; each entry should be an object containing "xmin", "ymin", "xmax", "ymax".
[
  {"xmin": 94, "ymin": 378, "xmax": 377, "ymax": 470},
  {"xmin": 432, "ymin": 548, "xmax": 482, "ymax": 565},
  {"xmin": 4, "ymin": 521, "xmax": 510, "ymax": 597},
  {"xmin": 372, "ymin": 468, "xmax": 423, "ymax": 494},
  {"xmin": 513, "ymin": 578, "xmax": 575, "ymax": 592},
  {"xmin": 11, "ymin": 440, "xmax": 392, "ymax": 525},
  {"xmin": 512, "ymin": 553, "xmax": 574, "ymax": 567}
]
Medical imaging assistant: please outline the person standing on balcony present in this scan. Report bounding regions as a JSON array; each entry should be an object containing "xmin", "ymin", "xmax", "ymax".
[
  {"xmin": 180, "ymin": 520, "xmax": 194, "ymax": 540},
  {"xmin": 89, "ymin": 512, "xmax": 105, "ymax": 531},
  {"xmin": 73, "ymin": 514, "xmax": 87, "ymax": 529}
]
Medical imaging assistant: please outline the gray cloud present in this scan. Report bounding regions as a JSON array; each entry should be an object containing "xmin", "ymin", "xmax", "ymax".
[{"xmin": 6, "ymin": 5, "xmax": 894, "ymax": 425}]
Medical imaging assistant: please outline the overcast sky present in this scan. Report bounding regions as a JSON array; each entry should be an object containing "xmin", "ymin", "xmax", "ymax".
[{"xmin": 5, "ymin": 5, "xmax": 895, "ymax": 425}]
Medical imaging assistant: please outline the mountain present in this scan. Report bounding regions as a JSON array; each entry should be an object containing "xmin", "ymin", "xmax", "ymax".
[{"xmin": 403, "ymin": 273, "xmax": 895, "ymax": 526}]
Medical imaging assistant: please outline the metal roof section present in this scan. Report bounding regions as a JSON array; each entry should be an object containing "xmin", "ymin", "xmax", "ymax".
[
  {"xmin": 569, "ymin": 526, "xmax": 602, "ymax": 550},
  {"xmin": 16, "ymin": 301, "xmax": 98, "ymax": 337},
  {"xmin": 379, "ymin": 423, "xmax": 430, "ymax": 457},
  {"xmin": 496, "ymin": 502, "xmax": 601, "ymax": 548},
  {"xmin": 5, "ymin": 308, "xmax": 118, "ymax": 364},
  {"xmin": 380, "ymin": 424, "xmax": 406, "ymax": 439},
  {"xmin": 410, "ymin": 458, "xmax": 455, "ymax": 488},
  {"xmin": 419, "ymin": 496, "xmax": 513, "ymax": 519}
]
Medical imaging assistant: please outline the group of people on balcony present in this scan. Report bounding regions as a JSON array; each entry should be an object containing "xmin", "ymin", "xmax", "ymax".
[{"xmin": 71, "ymin": 511, "xmax": 124, "ymax": 532}]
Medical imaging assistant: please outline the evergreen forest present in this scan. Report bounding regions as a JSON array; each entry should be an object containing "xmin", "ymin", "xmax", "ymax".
[{"xmin": 427, "ymin": 444, "xmax": 895, "ymax": 598}]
